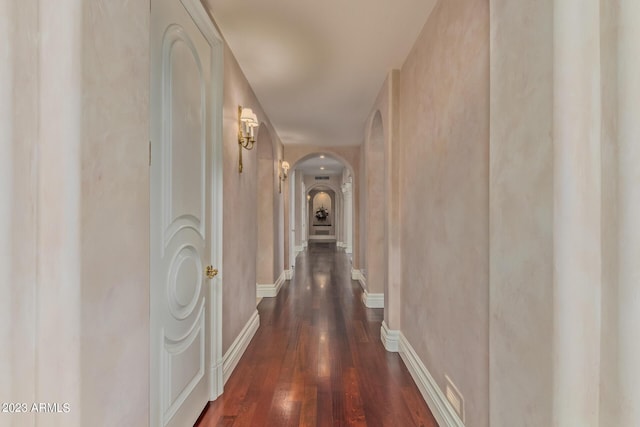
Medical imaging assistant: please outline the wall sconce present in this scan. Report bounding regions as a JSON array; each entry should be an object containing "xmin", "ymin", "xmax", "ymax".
[
  {"xmin": 278, "ymin": 160, "xmax": 290, "ymax": 193},
  {"xmin": 238, "ymin": 106, "xmax": 259, "ymax": 173}
]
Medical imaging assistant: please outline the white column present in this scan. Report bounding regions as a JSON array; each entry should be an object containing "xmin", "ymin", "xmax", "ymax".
[
  {"xmin": 342, "ymin": 182, "xmax": 353, "ymax": 254},
  {"xmin": 552, "ymin": 0, "xmax": 601, "ymax": 425},
  {"xmin": 618, "ymin": 1, "xmax": 640, "ymax": 424}
]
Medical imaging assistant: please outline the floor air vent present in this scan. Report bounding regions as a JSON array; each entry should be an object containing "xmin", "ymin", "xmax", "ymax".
[{"xmin": 445, "ymin": 375, "xmax": 465, "ymax": 422}]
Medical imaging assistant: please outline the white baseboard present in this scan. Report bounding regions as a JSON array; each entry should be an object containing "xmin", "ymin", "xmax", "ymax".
[
  {"xmin": 362, "ymin": 290, "xmax": 384, "ymax": 308},
  {"xmin": 337, "ymin": 241, "xmax": 345, "ymax": 248},
  {"xmin": 256, "ymin": 271, "xmax": 286, "ymax": 298},
  {"xmin": 284, "ymin": 269, "xmax": 293, "ymax": 280},
  {"xmin": 345, "ymin": 244, "xmax": 352, "ymax": 254},
  {"xmin": 294, "ymin": 245, "xmax": 304, "ymax": 254},
  {"xmin": 380, "ymin": 321, "xmax": 399, "ymax": 352},
  {"xmin": 303, "ymin": 241, "xmax": 308, "ymax": 248},
  {"xmin": 350, "ymin": 269, "xmax": 383, "ymax": 308},
  {"xmin": 353, "ymin": 269, "xmax": 367, "ymax": 290},
  {"xmin": 223, "ymin": 310, "xmax": 259, "ymax": 385},
  {"xmin": 398, "ymin": 333, "xmax": 465, "ymax": 427},
  {"xmin": 356, "ymin": 270, "xmax": 367, "ymax": 290},
  {"xmin": 209, "ymin": 360, "xmax": 224, "ymax": 400}
]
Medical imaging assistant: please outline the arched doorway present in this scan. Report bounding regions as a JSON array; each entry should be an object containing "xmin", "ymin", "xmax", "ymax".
[{"xmin": 288, "ymin": 153, "xmax": 355, "ymax": 264}]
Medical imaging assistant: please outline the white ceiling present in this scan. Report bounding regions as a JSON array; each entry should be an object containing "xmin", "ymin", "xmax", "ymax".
[
  {"xmin": 296, "ymin": 155, "xmax": 344, "ymax": 176},
  {"xmin": 205, "ymin": 0, "xmax": 437, "ymax": 147}
]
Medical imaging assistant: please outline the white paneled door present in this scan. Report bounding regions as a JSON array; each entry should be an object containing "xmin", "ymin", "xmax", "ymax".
[{"xmin": 150, "ymin": 0, "xmax": 223, "ymax": 426}]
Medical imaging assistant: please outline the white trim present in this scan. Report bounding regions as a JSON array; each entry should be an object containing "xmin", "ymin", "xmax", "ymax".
[
  {"xmin": 186, "ymin": 0, "xmax": 226, "ymax": 401},
  {"xmin": 380, "ymin": 321, "xmax": 399, "ymax": 352},
  {"xmin": 358, "ymin": 272, "xmax": 367, "ymax": 290},
  {"xmin": 398, "ymin": 333, "xmax": 465, "ymax": 427},
  {"xmin": 222, "ymin": 310, "xmax": 260, "ymax": 385},
  {"xmin": 361, "ymin": 290, "xmax": 384, "ymax": 308},
  {"xmin": 284, "ymin": 269, "xmax": 294, "ymax": 280},
  {"xmin": 294, "ymin": 245, "xmax": 304, "ymax": 253},
  {"xmin": 345, "ymin": 244, "xmax": 352, "ymax": 254},
  {"xmin": 256, "ymin": 270, "xmax": 286, "ymax": 298},
  {"xmin": 180, "ymin": 0, "xmax": 223, "ymax": 43},
  {"xmin": 354, "ymin": 269, "xmax": 367, "ymax": 290},
  {"xmin": 350, "ymin": 269, "xmax": 382, "ymax": 308},
  {"xmin": 337, "ymin": 241, "xmax": 345, "ymax": 248},
  {"xmin": 308, "ymin": 235, "xmax": 336, "ymax": 241}
]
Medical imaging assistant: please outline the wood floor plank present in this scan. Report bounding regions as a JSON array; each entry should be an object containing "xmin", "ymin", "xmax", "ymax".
[{"xmin": 196, "ymin": 243, "xmax": 438, "ymax": 427}]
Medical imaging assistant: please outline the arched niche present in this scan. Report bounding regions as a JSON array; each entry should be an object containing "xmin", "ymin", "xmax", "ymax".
[
  {"xmin": 308, "ymin": 188, "xmax": 336, "ymax": 240},
  {"xmin": 255, "ymin": 123, "xmax": 279, "ymax": 285},
  {"xmin": 363, "ymin": 110, "xmax": 386, "ymax": 296}
]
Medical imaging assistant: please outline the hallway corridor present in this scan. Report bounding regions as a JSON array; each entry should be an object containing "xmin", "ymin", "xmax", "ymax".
[{"xmin": 196, "ymin": 243, "xmax": 437, "ymax": 426}]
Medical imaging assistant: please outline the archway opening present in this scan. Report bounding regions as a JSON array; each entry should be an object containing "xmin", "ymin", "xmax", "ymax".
[{"xmin": 288, "ymin": 152, "xmax": 355, "ymax": 263}]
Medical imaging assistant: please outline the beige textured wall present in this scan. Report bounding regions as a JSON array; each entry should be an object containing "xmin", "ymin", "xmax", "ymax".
[
  {"xmin": 399, "ymin": 1, "xmax": 490, "ymax": 426},
  {"xmin": 221, "ymin": 43, "xmax": 283, "ymax": 352},
  {"xmin": 79, "ymin": 1, "xmax": 150, "ymax": 425},
  {"xmin": 489, "ymin": 0, "xmax": 553, "ymax": 425},
  {"xmin": 599, "ymin": 0, "xmax": 619, "ymax": 423},
  {"xmin": 2, "ymin": 1, "xmax": 150, "ymax": 426},
  {"xmin": 0, "ymin": 0, "xmax": 12, "ymax": 410},
  {"xmin": 2, "ymin": 1, "xmax": 40, "ymax": 424},
  {"xmin": 222, "ymin": 45, "xmax": 258, "ymax": 351}
]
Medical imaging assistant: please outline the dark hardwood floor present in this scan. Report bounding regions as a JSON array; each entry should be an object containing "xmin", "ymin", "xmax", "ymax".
[{"xmin": 196, "ymin": 242, "xmax": 438, "ymax": 427}]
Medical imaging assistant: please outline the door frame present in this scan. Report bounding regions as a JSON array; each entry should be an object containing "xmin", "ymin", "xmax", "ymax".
[
  {"xmin": 149, "ymin": 0, "xmax": 225, "ymax": 423},
  {"xmin": 181, "ymin": 0, "xmax": 225, "ymax": 402}
]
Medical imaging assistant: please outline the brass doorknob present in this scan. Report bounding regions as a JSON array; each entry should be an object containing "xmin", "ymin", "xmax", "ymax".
[{"xmin": 205, "ymin": 265, "xmax": 218, "ymax": 279}]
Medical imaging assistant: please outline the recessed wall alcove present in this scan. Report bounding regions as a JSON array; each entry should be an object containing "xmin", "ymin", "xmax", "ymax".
[{"xmin": 309, "ymin": 189, "xmax": 335, "ymax": 240}]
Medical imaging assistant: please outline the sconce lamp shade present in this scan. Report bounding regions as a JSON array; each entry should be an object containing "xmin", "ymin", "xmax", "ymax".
[
  {"xmin": 240, "ymin": 107, "xmax": 258, "ymax": 127},
  {"xmin": 281, "ymin": 161, "xmax": 290, "ymax": 172}
]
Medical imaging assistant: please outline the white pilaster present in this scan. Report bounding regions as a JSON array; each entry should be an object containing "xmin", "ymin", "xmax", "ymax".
[{"xmin": 552, "ymin": 0, "xmax": 601, "ymax": 424}]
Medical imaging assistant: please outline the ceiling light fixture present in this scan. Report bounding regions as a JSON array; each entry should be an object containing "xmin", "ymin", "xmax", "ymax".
[
  {"xmin": 237, "ymin": 106, "xmax": 259, "ymax": 173},
  {"xmin": 320, "ymin": 167, "xmax": 325, "ymax": 170}
]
